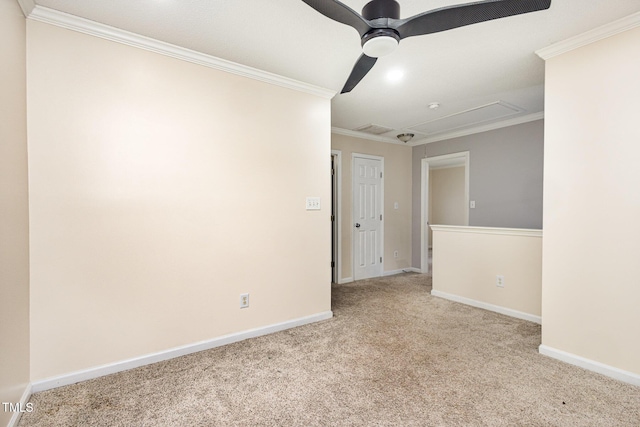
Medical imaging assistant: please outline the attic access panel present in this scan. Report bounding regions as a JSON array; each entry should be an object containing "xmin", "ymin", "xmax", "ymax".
[{"xmin": 409, "ymin": 101, "xmax": 524, "ymax": 136}]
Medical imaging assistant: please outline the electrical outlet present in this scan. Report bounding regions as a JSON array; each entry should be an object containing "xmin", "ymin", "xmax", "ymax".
[
  {"xmin": 394, "ymin": 250, "xmax": 398, "ymax": 258},
  {"xmin": 496, "ymin": 275, "xmax": 505, "ymax": 288},
  {"xmin": 240, "ymin": 293, "xmax": 249, "ymax": 308}
]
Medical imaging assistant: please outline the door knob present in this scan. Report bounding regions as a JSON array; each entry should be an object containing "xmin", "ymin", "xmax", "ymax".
[{"xmin": 355, "ymin": 223, "xmax": 361, "ymax": 228}]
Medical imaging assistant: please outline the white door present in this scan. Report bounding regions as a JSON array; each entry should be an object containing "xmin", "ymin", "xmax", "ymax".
[{"xmin": 353, "ymin": 155, "xmax": 383, "ymax": 280}]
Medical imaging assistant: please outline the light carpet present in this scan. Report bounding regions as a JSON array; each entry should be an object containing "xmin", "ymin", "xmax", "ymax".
[{"xmin": 19, "ymin": 273, "xmax": 640, "ymax": 426}]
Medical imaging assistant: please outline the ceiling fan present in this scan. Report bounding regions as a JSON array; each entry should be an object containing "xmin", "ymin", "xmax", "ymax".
[{"xmin": 301, "ymin": 0, "xmax": 551, "ymax": 93}]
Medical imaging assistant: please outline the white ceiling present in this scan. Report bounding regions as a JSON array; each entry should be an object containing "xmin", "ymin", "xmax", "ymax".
[{"xmin": 32, "ymin": 0, "xmax": 640, "ymax": 144}]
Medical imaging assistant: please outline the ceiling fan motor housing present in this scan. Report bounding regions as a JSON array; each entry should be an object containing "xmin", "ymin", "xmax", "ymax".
[
  {"xmin": 362, "ymin": 0, "xmax": 400, "ymax": 20},
  {"xmin": 361, "ymin": 0, "xmax": 401, "ymax": 57}
]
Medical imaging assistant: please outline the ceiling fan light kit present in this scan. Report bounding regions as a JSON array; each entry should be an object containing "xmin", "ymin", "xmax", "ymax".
[
  {"xmin": 301, "ymin": 0, "xmax": 552, "ymax": 93},
  {"xmin": 362, "ymin": 31, "xmax": 400, "ymax": 57}
]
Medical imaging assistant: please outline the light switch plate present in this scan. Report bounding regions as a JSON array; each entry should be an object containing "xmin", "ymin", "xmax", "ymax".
[{"xmin": 306, "ymin": 197, "xmax": 321, "ymax": 210}]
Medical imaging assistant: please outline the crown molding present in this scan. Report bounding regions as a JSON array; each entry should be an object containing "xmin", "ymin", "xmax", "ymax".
[
  {"xmin": 17, "ymin": 0, "xmax": 35, "ymax": 17},
  {"xmin": 536, "ymin": 11, "xmax": 640, "ymax": 60},
  {"xmin": 410, "ymin": 112, "xmax": 544, "ymax": 146},
  {"xmin": 331, "ymin": 127, "xmax": 406, "ymax": 145},
  {"xmin": 332, "ymin": 112, "xmax": 544, "ymax": 147},
  {"xmin": 26, "ymin": 6, "xmax": 336, "ymax": 100}
]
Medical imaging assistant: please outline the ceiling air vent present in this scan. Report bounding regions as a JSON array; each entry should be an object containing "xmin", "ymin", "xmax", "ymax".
[{"xmin": 354, "ymin": 123, "xmax": 394, "ymax": 135}]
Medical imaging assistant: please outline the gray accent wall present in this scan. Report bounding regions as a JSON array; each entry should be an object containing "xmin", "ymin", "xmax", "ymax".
[{"xmin": 411, "ymin": 119, "xmax": 544, "ymax": 267}]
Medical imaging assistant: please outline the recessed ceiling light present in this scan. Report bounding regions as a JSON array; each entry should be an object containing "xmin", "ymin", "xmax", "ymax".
[{"xmin": 386, "ymin": 69, "xmax": 404, "ymax": 83}]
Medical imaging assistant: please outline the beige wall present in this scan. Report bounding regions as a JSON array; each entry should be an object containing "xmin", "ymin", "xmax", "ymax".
[
  {"xmin": 542, "ymin": 26, "xmax": 640, "ymax": 375},
  {"xmin": 27, "ymin": 20, "xmax": 332, "ymax": 381},
  {"xmin": 431, "ymin": 226, "xmax": 542, "ymax": 319},
  {"xmin": 331, "ymin": 134, "xmax": 412, "ymax": 280},
  {"xmin": 429, "ymin": 166, "xmax": 466, "ymax": 247},
  {"xmin": 0, "ymin": 0, "xmax": 30, "ymax": 425}
]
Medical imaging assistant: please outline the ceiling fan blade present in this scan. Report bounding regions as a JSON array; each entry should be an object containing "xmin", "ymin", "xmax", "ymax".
[
  {"xmin": 341, "ymin": 54, "xmax": 378, "ymax": 94},
  {"xmin": 301, "ymin": 0, "xmax": 372, "ymax": 37},
  {"xmin": 392, "ymin": 0, "xmax": 551, "ymax": 40}
]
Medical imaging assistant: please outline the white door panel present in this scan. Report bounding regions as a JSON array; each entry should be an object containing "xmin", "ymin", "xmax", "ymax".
[{"xmin": 353, "ymin": 156, "xmax": 383, "ymax": 280}]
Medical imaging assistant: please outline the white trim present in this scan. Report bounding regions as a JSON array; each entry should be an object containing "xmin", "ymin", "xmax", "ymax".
[
  {"xmin": 430, "ymin": 224, "xmax": 542, "ymax": 238},
  {"xmin": 431, "ymin": 290, "xmax": 541, "ymax": 324},
  {"xmin": 351, "ymin": 153, "xmax": 385, "ymax": 281},
  {"xmin": 31, "ymin": 311, "xmax": 333, "ymax": 393},
  {"xmin": 410, "ymin": 112, "xmax": 544, "ymax": 146},
  {"xmin": 331, "ymin": 150, "xmax": 343, "ymax": 284},
  {"xmin": 331, "ymin": 127, "xmax": 404, "ymax": 145},
  {"xmin": 383, "ymin": 268, "xmax": 422, "ymax": 276},
  {"xmin": 17, "ymin": 0, "xmax": 35, "ymax": 17},
  {"xmin": 332, "ymin": 113, "xmax": 544, "ymax": 147},
  {"xmin": 539, "ymin": 345, "xmax": 640, "ymax": 387},
  {"xmin": 340, "ymin": 269, "xmax": 422, "ymax": 282},
  {"xmin": 536, "ymin": 12, "xmax": 640, "ymax": 60},
  {"xmin": 25, "ymin": 6, "xmax": 335, "ymax": 100},
  {"xmin": 421, "ymin": 152, "xmax": 470, "ymax": 274},
  {"xmin": 6, "ymin": 383, "xmax": 32, "ymax": 427},
  {"xmin": 421, "ymin": 159, "xmax": 430, "ymax": 275}
]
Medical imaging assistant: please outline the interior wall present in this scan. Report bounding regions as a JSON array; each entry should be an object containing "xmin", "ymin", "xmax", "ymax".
[
  {"xmin": 411, "ymin": 120, "xmax": 544, "ymax": 267},
  {"xmin": 541, "ymin": 25, "xmax": 640, "ymax": 375},
  {"xmin": 429, "ymin": 166, "xmax": 466, "ymax": 247},
  {"xmin": 432, "ymin": 226, "xmax": 542, "ymax": 319},
  {"xmin": 27, "ymin": 20, "xmax": 332, "ymax": 381},
  {"xmin": 0, "ymin": 0, "xmax": 30, "ymax": 424},
  {"xmin": 331, "ymin": 134, "xmax": 412, "ymax": 281}
]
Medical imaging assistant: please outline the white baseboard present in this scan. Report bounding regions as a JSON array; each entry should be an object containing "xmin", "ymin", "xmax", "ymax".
[
  {"xmin": 31, "ymin": 311, "xmax": 333, "ymax": 393},
  {"xmin": 339, "ymin": 269, "xmax": 422, "ymax": 284},
  {"xmin": 383, "ymin": 268, "xmax": 423, "ymax": 276},
  {"xmin": 7, "ymin": 383, "xmax": 32, "ymax": 427},
  {"xmin": 539, "ymin": 345, "xmax": 640, "ymax": 387},
  {"xmin": 430, "ymin": 290, "xmax": 541, "ymax": 324}
]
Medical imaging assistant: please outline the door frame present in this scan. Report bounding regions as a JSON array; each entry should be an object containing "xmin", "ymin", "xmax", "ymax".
[
  {"xmin": 421, "ymin": 151, "xmax": 470, "ymax": 274},
  {"xmin": 352, "ymin": 153, "xmax": 384, "ymax": 281},
  {"xmin": 331, "ymin": 150, "xmax": 342, "ymax": 284}
]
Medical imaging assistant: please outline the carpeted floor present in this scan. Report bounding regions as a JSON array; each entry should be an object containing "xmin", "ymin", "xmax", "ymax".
[{"xmin": 19, "ymin": 273, "xmax": 640, "ymax": 426}]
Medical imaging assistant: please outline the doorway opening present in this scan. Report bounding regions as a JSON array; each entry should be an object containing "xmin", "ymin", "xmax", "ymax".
[{"xmin": 421, "ymin": 152, "xmax": 470, "ymax": 275}]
